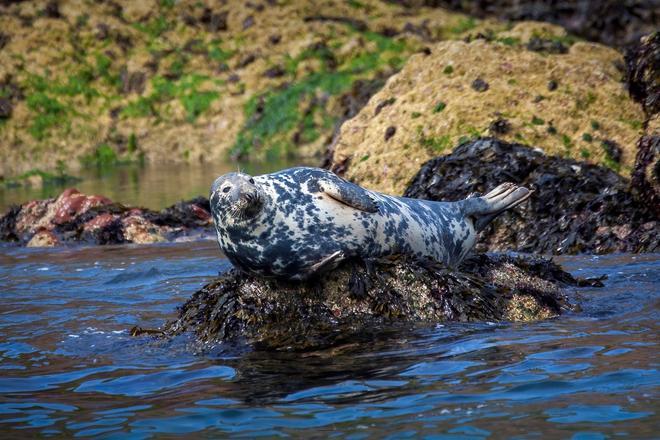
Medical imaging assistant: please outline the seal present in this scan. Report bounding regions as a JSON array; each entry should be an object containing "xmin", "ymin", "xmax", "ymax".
[{"xmin": 210, "ymin": 167, "xmax": 531, "ymax": 280}]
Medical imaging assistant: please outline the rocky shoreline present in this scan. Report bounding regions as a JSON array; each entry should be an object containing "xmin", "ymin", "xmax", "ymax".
[{"xmin": 1, "ymin": 137, "xmax": 656, "ymax": 252}]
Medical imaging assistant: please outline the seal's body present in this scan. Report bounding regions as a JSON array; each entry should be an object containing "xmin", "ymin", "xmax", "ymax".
[{"xmin": 210, "ymin": 167, "xmax": 530, "ymax": 280}]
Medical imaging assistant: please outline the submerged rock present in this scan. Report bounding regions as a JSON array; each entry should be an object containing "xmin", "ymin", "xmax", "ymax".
[
  {"xmin": 161, "ymin": 253, "xmax": 589, "ymax": 351},
  {"xmin": 0, "ymin": 188, "xmax": 213, "ymax": 246},
  {"xmin": 405, "ymin": 138, "xmax": 659, "ymax": 254}
]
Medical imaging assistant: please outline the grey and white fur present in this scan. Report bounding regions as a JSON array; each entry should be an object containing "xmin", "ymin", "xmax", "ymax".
[{"xmin": 210, "ymin": 167, "xmax": 531, "ymax": 280}]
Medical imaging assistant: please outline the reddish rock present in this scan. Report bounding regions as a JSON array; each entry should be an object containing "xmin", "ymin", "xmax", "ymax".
[{"xmin": 0, "ymin": 189, "xmax": 214, "ymax": 247}]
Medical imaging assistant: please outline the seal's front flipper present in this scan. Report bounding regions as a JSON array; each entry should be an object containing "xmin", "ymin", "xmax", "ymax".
[
  {"xmin": 317, "ymin": 177, "xmax": 379, "ymax": 213},
  {"xmin": 461, "ymin": 182, "xmax": 532, "ymax": 232},
  {"xmin": 292, "ymin": 250, "xmax": 345, "ymax": 281}
]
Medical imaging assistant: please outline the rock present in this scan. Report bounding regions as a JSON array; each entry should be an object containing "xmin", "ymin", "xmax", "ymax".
[
  {"xmin": 0, "ymin": 32, "xmax": 9, "ymax": 50},
  {"xmin": 423, "ymin": 0, "xmax": 658, "ymax": 47},
  {"xmin": 625, "ymin": 32, "xmax": 659, "ymax": 117},
  {"xmin": 0, "ymin": 189, "xmax": 214, "ymax": 247},
  {"xmin": 0, "ymin": 0, "xmax": 493, "ymax": 179},
  {"xmin": 404, "ymin": 138, "xmax": 659, "ymax": 254},
  {"xmin": 631, "ymin": 135, "xmax": 660, "ymax": 218},
  {"xmin": 0, "ymin": 98, "xmax": 12, "ymax": 119},
  {"xmin": 330, "ymin": 37, "xmax": 646, "ymax": 195},
  {"xmin": 120, "ymin": 69, "xmax": 146, "ymax": 94},
  {"xmin": 161, "ymin": 253, "xmax": 585, "ymax": 351},
  {"xmin": 26, "ymin": 229, "xmax": 58, "ymax": 247}
]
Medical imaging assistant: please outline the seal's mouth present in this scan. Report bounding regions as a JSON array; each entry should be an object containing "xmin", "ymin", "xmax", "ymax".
[{"xmin": 230, "ymin": 191, "xmax": 263, "ymax": 221}]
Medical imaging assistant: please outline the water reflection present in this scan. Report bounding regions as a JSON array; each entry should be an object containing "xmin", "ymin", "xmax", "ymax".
[{"xmin": 0, "ymin": 158, "xmax": 309, "ymax": 212}]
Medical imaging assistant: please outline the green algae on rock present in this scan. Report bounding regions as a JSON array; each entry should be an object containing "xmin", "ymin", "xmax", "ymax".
[
  {"xmin": 329, "ymin": 28, "xmax": 645, "ymax": 195},
  {"xmin": 0, "ymin": 0, "xmax": 500, "ymax": 179},
  {"xmin": 161, "ymin": 253, "xmax": 584, "ymax": 351}
]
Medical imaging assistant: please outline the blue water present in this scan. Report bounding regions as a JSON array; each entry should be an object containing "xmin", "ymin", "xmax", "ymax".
[{"xmin": 0, "ymin": 242, "xmax": 658, "ymax": 438}]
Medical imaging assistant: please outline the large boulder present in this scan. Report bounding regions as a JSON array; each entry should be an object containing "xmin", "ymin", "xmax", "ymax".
[
  {"xmin": 405, "ymin": 138, "xmax": 659, "ymax": 254},
  {"xmin": 330, "ymin": 33, "xmax": 645, "ymax": 195},
  {"xmin": 160, "ymin": 253, "xmax": 591, "ymax": 351}
]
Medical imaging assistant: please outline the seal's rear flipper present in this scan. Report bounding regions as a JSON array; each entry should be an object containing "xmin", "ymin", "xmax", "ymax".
[{"xmin": 462, "ymin": 182, "xmax": 532, "ymax": 231}]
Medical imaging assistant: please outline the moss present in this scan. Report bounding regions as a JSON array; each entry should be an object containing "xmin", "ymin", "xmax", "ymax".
[
  {"xmin": 411, "ymin": 111, "xmax": 422, "ymax": 118},
  {"xmin": 582, "ymin": 133, "xmax": 593, "ymax": 142},
  {"xmin": 432, "ymin": 101, "xmax": 446, "ymax": 113},
  {"xmin": 420, "ymin": 134, "xmax": 451, "ymax": 152},
  {"xmin": 443, "ymin": 65, "xmax": 454, "ymax": 74},
  {"xmin": 1, "ymin": 168, "xmax": 81, "ymax": 188},
  {"xmin": 231, "ymin": 28, "xmax": 406, "ymax": 159},
  {"xmin": 26, "ymin": 92, "xmax": 70, "ymax": 140},
  {"xmin": 496, "ymin": 36, "xmax": 520, "ymax": 46},
  {"xmin": 207, "ymin": 40, "xmax": 235, "ymax": 63},
  {"xmin": 127, "ymin": 133, "xmax": 138, "ymax": 153},
  {"xmin": 531, "ymin": 116, "xmax": 545, "ymax": 125},
  {"xmin": 562, "ymin": 134, "xmax": 573, "ymax": 150},
  {"xmin": 347, "ymin": 0, "xmax": 365, "ymax": 8},
  {"xmin": 451, "ymin": 17, "xmax": 477, "ymax": 34},
  {"xmin": 602, "ymin": 156, "xmax": 621, "ymax": 172},
  {"xmin": 590, "ymin": 120, "xmax": 601, "ymax": 130},
  {"xmin": 80, "ymin": 144, "xmax": 120, "ymax": 167},
  {"xmin": 620, "ymin": 118, "xmax": 643, "ymax": 130},
  {"xmin": 122, "ymin": 74, "xmax": 220, "ymax": 122},
  {"xmin": 575, "ymin": 91, "xmax": 597, "ymax": 110},
  {"xmin": 580, "ymin": 148, "xmax": 591, "ymax": 158},
  {"xmin": 133, "ymin": 15, "xmax": 171, "ymax": 39}
]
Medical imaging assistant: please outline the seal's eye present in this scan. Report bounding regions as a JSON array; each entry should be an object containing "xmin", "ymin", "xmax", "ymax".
[
  {"xmin": 249, "ymin": 178, "xmax": 255, "ymax": 184},
  {"xmin": 222, "ymin": 186, "xmax": 231, "ymax": 193}
]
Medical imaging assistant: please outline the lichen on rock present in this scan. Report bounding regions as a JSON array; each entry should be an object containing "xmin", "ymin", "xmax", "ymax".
[
  {"xmin": 160, "ymin": 253, "xmax": 588, "ymax": 351},
  {"xmin": 330, "ymin": 30, "xmax": 645, "ymax": 195}
]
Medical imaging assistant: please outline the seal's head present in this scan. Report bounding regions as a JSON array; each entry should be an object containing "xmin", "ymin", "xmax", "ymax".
[{"xmin": 210, "ymin": 172, "xmax": 265, "ymax": 226}]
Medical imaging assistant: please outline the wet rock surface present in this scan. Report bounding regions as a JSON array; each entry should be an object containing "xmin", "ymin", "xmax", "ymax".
[
  {"xmin": 0, "ymin": 188, "xmax": 213, "ymax": 246},
  {"xmin": 161, "ymin": 253, "xmax": 587, "ymax": 351},
  {"xmin": 405, "ymin": 138, "xmax": 659, "ymax": 254}
]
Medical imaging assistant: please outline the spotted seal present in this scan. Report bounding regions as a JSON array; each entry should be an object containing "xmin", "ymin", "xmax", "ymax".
[{"xmin": 210, "ymin": 167, "xmax": 531, "ymax": 280}]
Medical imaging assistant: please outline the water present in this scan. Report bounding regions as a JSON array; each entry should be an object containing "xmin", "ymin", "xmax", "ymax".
[
  {"xmin": 0, "ymin": 159, "xmax": 307, "ymax": 212},
  {"xmin": 0, "ymin": 241, "xmax": 657, "ymax": 438}
]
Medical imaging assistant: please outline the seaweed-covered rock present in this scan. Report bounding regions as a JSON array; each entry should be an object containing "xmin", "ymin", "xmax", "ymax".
[
  {"xmin": 631, "ymin": 135, "xmax": 660, "ymax": 218},
  {"xmin": 330, "ymin": 35, "xmax": 645, "ymax": 195},
  {"xmin": 162, "ymin": 253, "xmax": 584, "ymax": 350},
  {"xmin": 405, "ymin": 138, "xmax": 659, "ymax": 254},
  {"xmin": 0, "ymin": 188, "xmax": 213, "ymax": 246},
  {"xmin": 625, "ymin": 32, "xmax": 659, "ymax": 117}
]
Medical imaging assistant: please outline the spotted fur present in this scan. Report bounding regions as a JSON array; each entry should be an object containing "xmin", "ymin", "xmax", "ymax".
[{"xmin": 210, "ymin": 167, "xmax": 530, "ymax": 280}]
